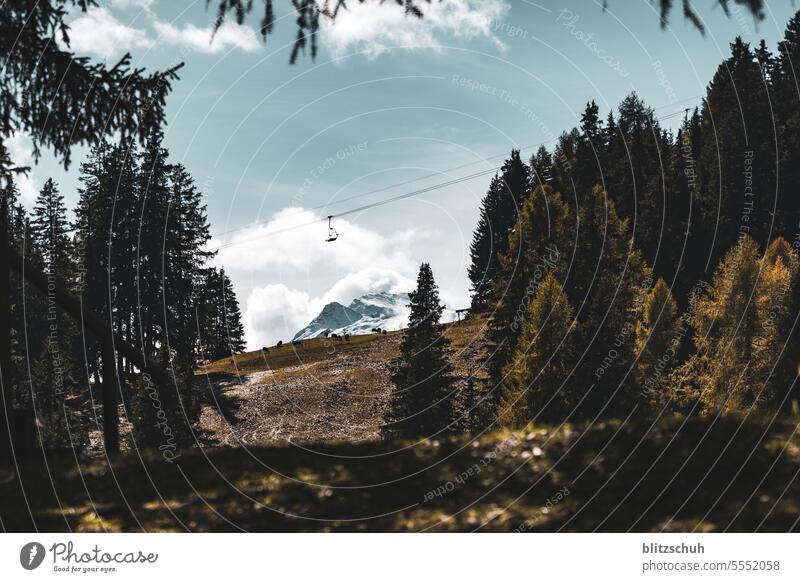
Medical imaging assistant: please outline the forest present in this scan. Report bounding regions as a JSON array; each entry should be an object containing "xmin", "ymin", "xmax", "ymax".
[
  {"xmin": 5, "ymin": 135, "xmax": 246, "ymax": 450},
  {"xmin": 5, "ymin": 5, "xmax": 800, "ymax": 461},
  {"xmin": 2, "ymin": 0, "xmax": 800, "ymax": 534},
  {"xmin": 385, "ymin": 17, "xmax": 800, "ymax": 435}
]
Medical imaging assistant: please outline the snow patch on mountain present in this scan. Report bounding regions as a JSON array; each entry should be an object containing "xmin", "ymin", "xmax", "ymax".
[{"xmin": 293, "ymin": 291, "xmax": 410, "ymax": 340}]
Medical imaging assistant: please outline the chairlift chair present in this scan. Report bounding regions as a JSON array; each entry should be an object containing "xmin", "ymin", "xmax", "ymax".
[{"xmin": 325, "ymin": 215, "xmax": 339, "ymax": 242}]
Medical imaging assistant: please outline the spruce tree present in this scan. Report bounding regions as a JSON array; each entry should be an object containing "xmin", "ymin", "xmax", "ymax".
[
  {"xmin": 197, "ymin": 268, "xmax": 246, "ymax": 360},
  {"xmin": 488, "ymin": 185, "xmax": 572, "ymax": 393},
  {"xmin": 220, "ymin": 269, "xmax": 246, "ymax": 355},
  {"xmin": 468, "ymin": 175, "xmax": 504, "ymax": 310},
  {"xmin": 566, "ymin": 185, "xmax": 651, "ymax": 417},
  {"xmin": 30, "ymin": 179, "xmax": 72, "ymax": 282},
  {"xmin": 697, "ymin": 38, "xmax": 775, "ymax": 262},
  {"xmin": 387, "ymin": 263, "xmax": 453, "ymax": 437},
  {"xmin": 29, "ymin": 178, "xmax": 83, "ymax": 446}
]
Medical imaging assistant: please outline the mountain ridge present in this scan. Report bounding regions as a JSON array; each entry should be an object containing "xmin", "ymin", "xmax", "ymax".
[{"xmin": 293, "ymin": 291, "xmax": 410, "ymax": 340}]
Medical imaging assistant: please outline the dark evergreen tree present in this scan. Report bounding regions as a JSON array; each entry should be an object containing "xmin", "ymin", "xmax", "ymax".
[
  {"xmin": 696, "ymin": 38, "xmax": 775, "ymax": 265},
  {"xmin": 197, "ymin": 268, "xmax": 246, "ymax": 360},
  {"xmin": 566, "ymin": 186, "xmax": 651, "ymax": 417},
  {"xmin": 530, "ymin": 145, "xmax": 553, "ymax": 189},
  {"xmin": 467, "ymin": 175, "xmax": 503, "ymax": 310},
  {"xmin": 574, "ymin": 100, "xmax": 604, "ymax": 195},
  {"xmin": 31, "ymin": 179, "xmax": 72, "ymax": 282},
  {"xmin": 29, "ymin": 178, "xmax": 84, "ymax": 446},
  {"xmin": 468, "ymin": 151, "xmax": 533, "ymax": 310},
  {"xmin": 488, "ymin": 185, "xmax": 572, "ymax": 394},
  {"xmin": 387, "ymin": 263, "xmax": 453, "ymax": 437}
]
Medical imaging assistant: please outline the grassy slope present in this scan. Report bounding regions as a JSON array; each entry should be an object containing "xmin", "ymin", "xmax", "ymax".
[
  {"xmin": 194, "ymin": 316, "xmax": 490, "ymax": 445},
  {"xmin": 197, "ymin": 332, "xmax": 391, "ymax": 376}
]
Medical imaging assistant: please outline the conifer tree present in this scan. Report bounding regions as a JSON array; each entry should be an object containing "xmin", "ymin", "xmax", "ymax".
[
  {"xmin": 468, "ymin": 175, "xmax": 504, "ymax": 310},
  {"xmin": 387, "ymin": 263, "xmax": 453, "ymax": 437},
  {"xmin": 29, "ymin": 178, "xmax": 84, "ymax": 444},
  {"xmin": 530, "ymin": 146, "xmax": 553, "ymax": 188},
  {"xmin": 634, "ymin": 278, "xmax": 681, "ymax": 404},
  {"xmin": 566, "ymin": 186, "xmax": 651, "ymax": 417},
  {"xmin": 574, "ymin": 100, "xmax": 604, "ymax": 194},
  {"xmin": 499, "ymin": 273, "xmax": 577, "ymax": 426},
  {"xmin": 31, "ymin": 179, "xmax": 72, "ymax": 282},
  {"xmin": 197, "ymin": 268, "xmax": 246, "ymax": 360},
  {"xmin": 697, "ymin": 38, "xmax": 775, "ymax": 262},
  {"xmin": 220, "ymin": 269, "xmax": 246, "ymax": 356},
  {"xmin": 468, "ymin": 151, "xmax": 533, "ymax": 310},
  {"xmin": 677, "ymin": 236, "xmax": 796, "ymax": 413},
  {"xmin": 488, "ymin": 185, "xmax": 572, "ymax": 392}
]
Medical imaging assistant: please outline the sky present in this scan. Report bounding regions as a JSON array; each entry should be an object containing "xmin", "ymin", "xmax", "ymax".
[{"xmin": 7, "ymin": 0, "xmax": 800, "ymax": 349}]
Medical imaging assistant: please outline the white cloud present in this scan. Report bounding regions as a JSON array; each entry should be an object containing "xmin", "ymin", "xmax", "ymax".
[
  {"xmin": 110, "ymin": 0, "xmax": 155, "ymax": 10},
  {"xmin": 65, "ymin": 4, "xmax": 260, "ymax": 59},
  {"xmin": 153, "ymin": 20, "xmax": 260, "ymax": 54},
  {"xmin": 4, "ymin": 134, "xmax": 39, "ymax": 207},
  {"xmin": 217, "ymin": 207, "xmax": 423, "ymax": 348},
  {"xmin": 244, "ymin": 268, "xmax": 415, "ymax": 348},
  {"xmin": 319, "ymin": 268, "xmax": 413, "ymax": 306},
  {"xmin": 66, "ymin": 7, "xmax": 154, "ymax": 59},
  {"xmin": 244, "ymin": 284, "xmax": 314, "ymax": 349},
  {"xmin": 215, "ymin": 207, "xmax": 416, "ymax": 275},
  {"xmin": 321, "ymin": 0, "xmax": 510, "ymax": 59}
]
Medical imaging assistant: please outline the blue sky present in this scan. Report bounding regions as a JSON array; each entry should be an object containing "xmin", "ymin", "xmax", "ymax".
[{"xmin": 8, "ymin": 0, "xmax": 799, "ymax": 348}]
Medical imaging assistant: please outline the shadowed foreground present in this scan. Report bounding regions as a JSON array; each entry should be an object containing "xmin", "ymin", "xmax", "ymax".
[{"xmin": 2, "ymin": 416, "xmax": 798, "ymax": 532}]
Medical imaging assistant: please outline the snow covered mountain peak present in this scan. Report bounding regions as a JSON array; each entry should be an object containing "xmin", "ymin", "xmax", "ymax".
[{"xmin": 293, "ymin": 292, "xmax": 410, "ymax": 340}]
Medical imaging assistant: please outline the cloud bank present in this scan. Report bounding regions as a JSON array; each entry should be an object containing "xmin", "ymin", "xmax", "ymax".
[
  {"xmin": 213, "ymin": 207, "xmax": 421, "ymax": 348},
  {"xmin": 321, "ymin": 0, "xmax": 510, "ymax": 59},
  {"xmin": 65, "ymin": 4, "xmax": 260, "ymax": 60}
]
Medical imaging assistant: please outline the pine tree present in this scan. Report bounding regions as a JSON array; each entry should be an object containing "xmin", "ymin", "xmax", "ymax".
[
  {"xmin": 498, "ymin": 273, "xmax": 577, "ymax": 426},
  {"xmin": 530, "ymin": 146, "xmax": 553, "ymax": 189},
  {"xmin": 468, "ymin": 175, "xmax": 504, "ymax": 310},
  {"xmin": 497, "ymin": 149, "xmax": 531, "ymax": 219},
  {"xmin": 136, "ymin": 132, "xmax": 173, "ymax": 359},
  {"xmin": 164, "ymin": 163, "xmax": 214, "ymax": 357},
  {"xmin": 566, "ymin": 185, "xmax": 652, "ymax": 417},
  {"xmin": 574, "ymin": 100, "xmax": 604, "ymax": 194},
  {"xmin": 30, "ymin": 179, "xmax": 72, "ymax": 282},
  {"xmin": 220, "ymin": 269, "xmax": 246, "ymax": 355},
  {"xmin": 468, "ymin": 151, "xmax": 532, "ymax": 310},
  {"xmin": 387, "ymin": 263, "xmax": 454, "ymax": 437},
  {"xmin": 668, "ymin": 110, "xmax": 704, "ymax": 302},
  {"xmin": 29, "ymin": 178, "xmax": 84, "ymax": 445},
  {"xmin": 197, "ymin": 268, "xmax": 246, "ymax": 360},
  {"xmin": 487, "ymin": 185, "xmax": 572, "ymax": 395},
  {"xmin": 697, "ymin": 38, "xmax": 775, "ymax": 261},
  {"xmin": 774, "ymin": 13, "xmax": 800, "ymax": 241}
]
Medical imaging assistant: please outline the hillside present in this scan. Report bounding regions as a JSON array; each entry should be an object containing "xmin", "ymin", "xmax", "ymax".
[
  {"xmin": 195, "ymin": 314, "xmax": 490, "ymax": 445},
  {"xmin": 7, "ymin": 314, "xmax": 797, "ymax": 533}
]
